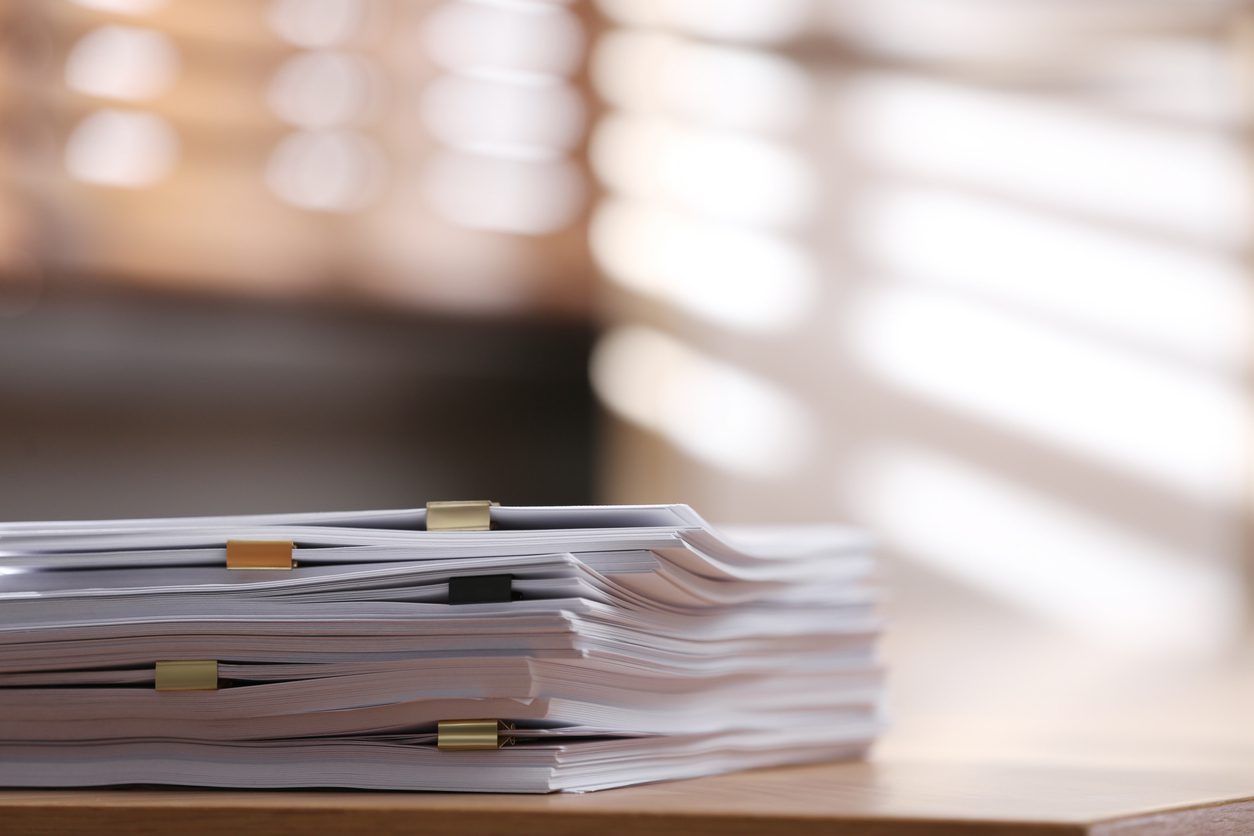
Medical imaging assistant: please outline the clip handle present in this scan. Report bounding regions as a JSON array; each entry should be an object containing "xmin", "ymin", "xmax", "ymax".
[
  {"xmin": 437, "ymin": 719, "xmax": 514, "ymax": 750},
  {"xmin": 426, "ymin": 500, "xmax": 497, "ymax": 532},
  {"xmin": 226, "ymin": 540, "xmax": 295, "ymax": 570},
  {"xmin": 155, "ymin": 660, "xmax": 219, "ymax": 691}
]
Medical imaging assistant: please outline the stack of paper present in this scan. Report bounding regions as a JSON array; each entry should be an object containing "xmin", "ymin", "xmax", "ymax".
[{"xmin": 0, "ymin": 503, "xmax": 882, "ymax": 792}]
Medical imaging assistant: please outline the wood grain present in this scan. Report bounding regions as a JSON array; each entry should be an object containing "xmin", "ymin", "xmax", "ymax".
[{"xmin": 4, "ymin": 759, "xmax": 1253, "ymax": 835}]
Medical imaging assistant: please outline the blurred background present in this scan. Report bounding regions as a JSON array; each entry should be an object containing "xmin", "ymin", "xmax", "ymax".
[{"xmin": 2, "ymin": 0, "xmax": 1252, "ymax": 772}]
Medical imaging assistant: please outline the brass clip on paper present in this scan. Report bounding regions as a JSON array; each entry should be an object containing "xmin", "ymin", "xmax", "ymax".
[
  {"xmin": 226, "ymin": 540, "xmax": 295, "ymax": 570},
  {"xmin": 426, "ymin": 500, "xmax": 498, "ymax": 532},
  {"xmin": 436, "ymin": 719, "xmax": 516, "ymax": 750},
  {"xmin": 154, "ymin": 660, "xmax": 219, "ymax": 691}
]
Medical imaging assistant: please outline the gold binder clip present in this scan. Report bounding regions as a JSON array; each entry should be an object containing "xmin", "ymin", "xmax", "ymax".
[
  {"xmin": 226, "ymin": 540, "xmax": 295, "ymax": 570},
  {"xmin": 426, "ymin": 500, "xmax": 497, "ymax": 532},
  {"xmin": 155, "ymin": 660, "xmax": 219, "ymax": 691},
  {"xmin": 437, "ymin": 719, "xmax": 515, "ymax": 750}
]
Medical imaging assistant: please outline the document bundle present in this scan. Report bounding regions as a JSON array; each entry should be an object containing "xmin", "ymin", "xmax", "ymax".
[{"xmin": 0, "ymin": 501, "xmax": 883, "ymax": 792}]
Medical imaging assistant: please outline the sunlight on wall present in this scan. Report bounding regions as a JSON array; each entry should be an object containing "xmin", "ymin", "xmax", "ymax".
[
  {"xmin": 417, "ymin": 0, "xmax": 586, "ymax": 235},
  {"xmin": 842, "ymin": 444, "xmax": 1242, "ymax": 652},
  {"xmin": 265, "ymin": 0, "xmax": 387, "ymax": 213},
  {"xmin": 422, "ymin": 151, "xmax": 584, "ymax": 236},
  {"xmin": 596, "ymin": 0, "xmax": 812, "ymax": 44},
  {"xmin": 266, "ymin": 50, "xmax": 379, "ymax": 129},
  {"xmin": 593, "ymin": 30, "xmax": 811, "ymax": 134},
  {"xmin": 591, "ymin": 325, "xmax": 814, "ymax": 478},
  {"xmin": 854, "ymin": 185, "xmax": 1249, "ymax": 367},
  {"xmin": 846, "ymin": 285, "xmax": 1247, "ymax": 500},
  {"xmin": 420, "ymin": 73, "xmax": 584, "ymax": 158},
  {"xmin": 590, "ymin": 198, "xmax": 816, "ymax": 333},
  {"xmin": 65, "ymin": 109, "xmax": 178, "ymax": 187},
  {"xmin": 592, "ymin": 1, "xmax": 1252, "ymax": 654},
  {"xmin": 70, "ymin": 0, "xmax": 165, "ymax": 13},
  {"xmin": 265, "ymin": 130, "xmax": 386, "ymax": 213},
  {"xmin": 592, "ymin": 114, "xmax": 814, "ymax": 227},
  {"xmin": 268, "ymin": 0, "xmax": 364, "ymax": 47},
  {"xmin": 845, "ymin": 71, "xmax": 1247, "ymax": 244},
  {"xmin": 62, "ymin": 5, "xmax": 180, "ymax": 190},
  {"xmin": 64, "ymin": 25, "xmax": 179, "ymax": 101},
  {"xmin": 589, "ymin": 20, "xmax": 817, "ymax": 334}
]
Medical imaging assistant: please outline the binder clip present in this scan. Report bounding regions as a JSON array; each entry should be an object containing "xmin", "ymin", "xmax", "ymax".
[
  {"xmin": 437, "ymin": 719, "xmax": 515, "ymax": 750},
  {"xmin": 226, "ymin": 540, "xmax": 295, "ymax": 570},
  {"xmin": 155, "ymin": 660, "xmax": 219, "ymax": 691},
  {"xmin": 448, "ymin": 573, "xmax": 516, "ymax": 605},
  {"xmin": 426, "ymin": 500, "xmax": 497, "ymax": 532}
]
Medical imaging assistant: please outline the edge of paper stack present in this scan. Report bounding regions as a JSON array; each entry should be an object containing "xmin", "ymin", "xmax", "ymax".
[{"xmin": 0, "ymin": 503, "xmax": 884, "ymax": 793}]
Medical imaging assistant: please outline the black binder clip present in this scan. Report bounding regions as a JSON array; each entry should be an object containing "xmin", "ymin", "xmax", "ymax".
[{"xmin": 448, "ymin": 573, "xmax": 517, "ymax": 605}]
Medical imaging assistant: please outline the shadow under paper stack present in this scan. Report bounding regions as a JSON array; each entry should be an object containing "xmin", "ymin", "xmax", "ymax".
[{"xmin": 0, "ymin": 503, "xmax": 881, "ymax": 792}]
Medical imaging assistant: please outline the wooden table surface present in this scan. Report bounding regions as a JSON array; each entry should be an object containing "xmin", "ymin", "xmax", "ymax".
[{"xmin": 4, "ymin": 758, "xmax": 1252, "ymax": 835}]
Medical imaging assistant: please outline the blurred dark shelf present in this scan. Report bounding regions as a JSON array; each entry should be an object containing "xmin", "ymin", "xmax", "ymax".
[{"xmin": 0, "ymin": 282, "xmax": 598, "ymax": 520}]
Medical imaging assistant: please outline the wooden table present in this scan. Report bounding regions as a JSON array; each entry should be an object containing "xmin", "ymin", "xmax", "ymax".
[{"xmin": 4, "ymin": 758, "xmax": 1252, "ymax": 835}]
